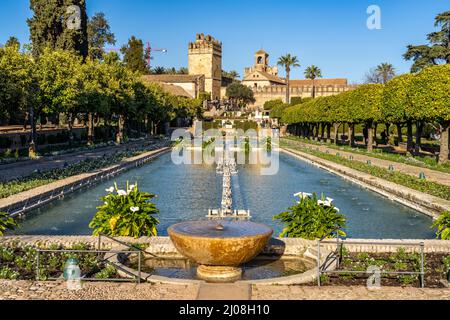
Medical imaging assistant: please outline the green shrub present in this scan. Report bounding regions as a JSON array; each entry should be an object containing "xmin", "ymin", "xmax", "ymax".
[
  {"xmin": 273, "ymin": 193, "xmax": 346, "ymax": 240},
  {"xmin": 0, "ymin": 266, "xmax": 19, "ymax": 280},
  {"xmin": 264, "ymin": 99, "xmax": 284, "ymax": 110},
  {"xmin": 432, "ymin": 211, "xmax": 450, "ymax": 240},
  {"xmin": 95, "ymin": 264, "xmax": 118, "ymax": 279},
  {"xmin": 89, "ymin": 182, "xmax": 160, "ymax": 238},
  {"xmin": 0, "ymin": 212, "xmax": 18, "ymax": 236}
]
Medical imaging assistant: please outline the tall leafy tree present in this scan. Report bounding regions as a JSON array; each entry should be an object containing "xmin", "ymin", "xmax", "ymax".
[
  {"xmin": 277, "ymin": 54, "xmax": 300, "ymax": 104},
  {"xmin": 28, "ymin": 0, "xmax": 88, "ymax": 58},
  {"xmin": 34, "ymin": 48, "xmax": 83, "ymax": 145},
  {"xmin": 103, "ymin": 53, "xmax": 135, "ymax": 143},
  {"xmin": 88, "ymin": 12, "xmax": 116, "ymax": 60},
  {"xmin": 0, "ymin": 46, "xmax": 37, "ymax": 151},
  {"xmin": 409, "ymin": 64, "xmax": 450, "ymax": 164},
  {"xmin": 121, "ymin": 36, "xmax": 148, "ymax": 74},
  {"xmin": 226, "ymin": 82, "xmax": 255, "ymax": 109},
  {"xmin": 5, "ymin": 37, "xmax": 20, "ymax": 49},
  {"xmin": 404, "ymin": 11, "xmax": 450, "ymax": 72},
  {"xmin": 304, "ymin": 65, "xmax": 322, "ymax": 98},
  {"xmin": 79, "ymin": 59, "xmax": 109, "ymax": 145},
  {"xmin": 346, "ymin": 84, "xmax": 383, "ymax": 152},
  {"xmin": 382, "ymin": 74, "xmax": 415, "ymax": 152}
]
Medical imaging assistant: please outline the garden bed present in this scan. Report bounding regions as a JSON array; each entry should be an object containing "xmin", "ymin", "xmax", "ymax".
[
  {"xmin": 0, "ymin": 242, "xmax": 122, "ymax": 281},
  {"xmin": 319, "ymin": 250, "xmax": 450, "ymax": 289}
]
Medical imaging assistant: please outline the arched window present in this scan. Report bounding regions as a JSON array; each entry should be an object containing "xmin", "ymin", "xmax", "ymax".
[{"xmin": 257, "ymin": 56, "xmax": 263, "ymax": 64}]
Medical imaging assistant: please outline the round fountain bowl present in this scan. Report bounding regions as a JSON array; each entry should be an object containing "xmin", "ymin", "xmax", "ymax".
[{"xmin": 168, "ymin": 220, "xmax": 273, "ymax": 282}]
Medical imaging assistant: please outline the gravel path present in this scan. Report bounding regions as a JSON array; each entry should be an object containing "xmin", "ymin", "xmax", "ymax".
[
  {"xmin": 0, "ymin": 280, "xmax": 199, "ymax": 300},
  {"xmin": 0, "ymin": 280, "xmax": 448, "ymax": 300},
  {"xmin": 283, "ymin": 139, "xmax": 450, "ymax": 187}
]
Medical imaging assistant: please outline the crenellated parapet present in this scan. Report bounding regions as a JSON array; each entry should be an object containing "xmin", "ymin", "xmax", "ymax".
[
  {"xmin": 252, "ymin": 84, "xmax": 358, "ymax": 94},
  {"xmin": 189, "ymin": 33, "xmax": 222, "ymax": 53}
]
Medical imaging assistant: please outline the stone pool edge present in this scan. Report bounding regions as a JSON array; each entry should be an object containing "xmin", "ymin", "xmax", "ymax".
[
  {"xmin": 281, "ymin": 147, "xmax": 450, "ymax": 219},
  {"xmin": 1, "ymin": 236, "xmax": 449, "ymax": 286}
]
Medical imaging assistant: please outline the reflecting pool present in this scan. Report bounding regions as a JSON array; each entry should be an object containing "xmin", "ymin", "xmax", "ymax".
[{"xmin": 13, "ymin": 152, "xmax": 435, "ymax": 239}]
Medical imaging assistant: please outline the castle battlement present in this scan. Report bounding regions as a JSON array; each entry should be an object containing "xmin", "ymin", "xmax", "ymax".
[
  {"xmin": 252, "ymin": 84, "xmax": 358, "ymax": 94},
  {"xmin": 189, "ymin": 33, "xmax": 222, "ymax": 52}
]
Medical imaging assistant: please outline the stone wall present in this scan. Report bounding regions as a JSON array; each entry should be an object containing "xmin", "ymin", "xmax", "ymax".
[
  {"xmin": 1, "ymin": 236, "xmax": 449, "ymax": 255},
  {"xmin": 251, "ymin": 84, "xmax": 357, "ymax": 107}
]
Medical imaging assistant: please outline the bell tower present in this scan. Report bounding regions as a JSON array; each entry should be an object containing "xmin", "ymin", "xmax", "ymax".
[{"xmin": 255, "ymin": 50, "xmax": 269, "ymax": 72}]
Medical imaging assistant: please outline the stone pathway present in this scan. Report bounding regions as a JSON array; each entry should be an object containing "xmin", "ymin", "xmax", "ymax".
[
  {"xmin": 0, "ymin": 280, "xmax": 199, "ymax": 300},
  {"xmin": 0, "ymin": 280, "xmax": 448, "ymax": 300},
  {"xmin": 197, "ymin": 283, "xmax": 252, "ymax": 300},
  {"xmin": 283, "ymin": 139, "xmax": 450, "ymax": 187},
  {"xmin": 252, "ymin": 285, "xmax": 450, "ymax": 300},
  {"xmin": 0, "ymin": 139, "xmax": 163, "ymax": 182}
]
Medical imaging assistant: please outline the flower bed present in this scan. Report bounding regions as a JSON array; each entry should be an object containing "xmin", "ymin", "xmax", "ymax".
[
  {"xmin": 0, "ymin": 142, "xmax": 167, "ymax": 199},
  {"xmin": 0, "ymin": 242, "xmax": 120, "ymax": 281},
  {"xmin": 319, "ymin": 249, "xmax": 450, "ymax": 288}
]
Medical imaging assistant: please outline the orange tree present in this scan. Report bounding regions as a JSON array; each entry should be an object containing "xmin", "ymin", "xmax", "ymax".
[
  {"xmin": 382, "ymin": 74, "xmax": 416, "ymax": 152},
  {"xmin": 409, "ymin": 64, "xmax": 450, "ymax": 164},
  {"xmin": 346, "ymin": 84, "xmax": 383, "ymax": 152}
]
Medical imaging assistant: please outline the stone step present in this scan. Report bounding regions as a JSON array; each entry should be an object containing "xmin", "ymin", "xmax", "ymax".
[{"xmin": 196, "ymin": 283, "xmax": 252, "ymax": 300}]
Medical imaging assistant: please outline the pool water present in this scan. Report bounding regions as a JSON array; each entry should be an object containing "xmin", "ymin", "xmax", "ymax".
[
  {"xmin": 13, "ymin": 152, "xmax": 435, "ymax": 239},
  {"xmin": 128, "ymin": 256, "xmax": 315, "ymax": 281}
]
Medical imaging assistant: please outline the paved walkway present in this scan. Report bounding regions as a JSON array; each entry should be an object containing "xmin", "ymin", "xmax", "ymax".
[
  {"xmin": 0, "ymin": 281, "xmax": 448, "ymax": 300},
  {"xmin": 283, "ymin": 139, "xmax": 450, "ymax": 187},
  {"xmin": 197, "ymin": 283, "xmax": 252, "ymax": 300},
  {"xmin": 0, "ymin": 280, "xmax": 199, "ymax": 300},
  {"xmin": 0, "ymin": 139, "xmax": 164, "ymax": 182},
  {"xmin": 252, "ymin": 285, "xmax": 450, "ymax": 300}
]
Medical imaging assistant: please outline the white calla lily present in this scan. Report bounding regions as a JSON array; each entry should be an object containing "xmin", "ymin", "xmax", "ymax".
[{"xmin": 117, "ymin": 190, "xmax": 127, "ymax": 196}]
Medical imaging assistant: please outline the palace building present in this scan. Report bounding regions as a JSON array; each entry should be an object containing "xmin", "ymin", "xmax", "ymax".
[{"xmin": 141, "ymin": 34, "xmax": 355, "ymax": 108}]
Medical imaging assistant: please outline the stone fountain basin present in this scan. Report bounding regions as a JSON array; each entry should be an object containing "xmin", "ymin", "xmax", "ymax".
[{"xmin": 168, "ymin": 220, "xmax": 273, "ymax": 267}]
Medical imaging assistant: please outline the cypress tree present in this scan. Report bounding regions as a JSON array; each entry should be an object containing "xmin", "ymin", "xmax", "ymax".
[{"xmin": 28, "ymin": 0, "xmax": 88, "ymax": 58}]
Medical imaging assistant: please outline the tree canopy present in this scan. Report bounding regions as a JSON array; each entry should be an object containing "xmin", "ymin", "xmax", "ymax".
[{"xmin": 28, "ymin": 0, "xmax": 89, "ymax": 58}]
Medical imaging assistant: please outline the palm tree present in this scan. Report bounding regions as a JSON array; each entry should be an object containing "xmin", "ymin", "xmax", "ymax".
[
  {"xmin": 375, "ymin": 63, "xmax": 396, "ymax": 84},
  {"xmin": 277, "ymin": 54, "xmax": 300, "ymax": 104},
  {"xmin": 152, "ymin": 66, "xmax": 166, "ymax": 74},
  {"xmin": 304, "ymin": 65, "xmax": 322, "ymax": 98}
]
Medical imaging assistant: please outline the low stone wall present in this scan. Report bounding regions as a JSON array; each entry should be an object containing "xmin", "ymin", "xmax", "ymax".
[{"xmin": 1, "ymin": 236, "xmax": 449, "ymax": 254}]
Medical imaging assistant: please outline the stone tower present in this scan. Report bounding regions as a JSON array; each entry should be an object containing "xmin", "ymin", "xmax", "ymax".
[{"xmin": 188, "ymin": 34, "xmax": 222, "ymax": 100}]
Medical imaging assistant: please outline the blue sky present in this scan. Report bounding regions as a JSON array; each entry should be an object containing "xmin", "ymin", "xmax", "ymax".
[{"xmin": 0, "ymin": 0, "xmax": 448, "ymax": 83}]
